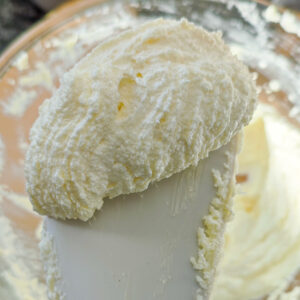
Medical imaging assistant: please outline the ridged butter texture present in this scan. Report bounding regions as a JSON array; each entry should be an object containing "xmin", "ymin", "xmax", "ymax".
[{"xmin": 25, "ymin": 18, "xmax": 257, "ymax": 221}]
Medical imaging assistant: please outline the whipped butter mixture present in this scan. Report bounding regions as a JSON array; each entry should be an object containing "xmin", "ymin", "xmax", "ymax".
[
  {"xmin": 212, "ymin": 105, "xmax": 300, "ymax": 300},
  {"xmin": 1, "ymin": 1, "xmax": 300, "ymax": 299},
  {"xmin": 25, "ymin": 18, "xmax": 256, "ymax": 221}
]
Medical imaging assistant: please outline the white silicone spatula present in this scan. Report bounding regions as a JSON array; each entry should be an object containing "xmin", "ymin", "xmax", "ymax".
[{"xmin": 43, "ymin": 137, "xmax": 239, "ymax": 300}]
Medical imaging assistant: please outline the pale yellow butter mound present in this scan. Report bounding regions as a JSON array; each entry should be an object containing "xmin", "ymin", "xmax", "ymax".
[{"xmin": 25, "ymin": 18, "xmax": 257, "ymax": 221}]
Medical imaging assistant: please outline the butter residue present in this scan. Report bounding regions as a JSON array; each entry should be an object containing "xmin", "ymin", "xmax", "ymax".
[
  {"xmin": 0, "ymin": 193, "xmax": 47, "ymax": 300},
  {"xmin": 191, "ymin": 135, "xmax": 240, "ymax": 299},
  {"xmin": 39, "ymin": 226, "xmax": 65, "ymax": 300},
  {"xmin": 25, "ymin": 18, "xmax": 257, "ymax": 221},
  {"xmin": 19, "ymin": 62, "xmax": 53, "ymax": 91},
  {"xmin": 0, "ymin": 187, "xmax": 33, "ymax": 212},
  {"xmin": 2, "ymin": 89, "xmax": 37, "ymax": 118},
  {"xmin": 0, "ymin": 135, "xmax": 4, "ymax": 177},
  {"xmin": 211, "ymin": 104, "xmax": 300, "ymax": 300},
  {"xmin": 12, "ymin": 51, "xmax": 29, "ymax": 71},
  {"xmin": 264, "ymin": 5, "xmax": 300, "ymax": 37},
  {"xmin": 0, "ymin": 136, "xmax": 47, "ymax": 300}
]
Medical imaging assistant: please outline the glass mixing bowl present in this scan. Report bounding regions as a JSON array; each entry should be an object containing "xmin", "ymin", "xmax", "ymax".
[{"xmin": 0, "ymin": 0, "xmax": 299, "ymax": 299}]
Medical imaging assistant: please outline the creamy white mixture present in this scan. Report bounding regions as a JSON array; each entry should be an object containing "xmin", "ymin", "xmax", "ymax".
[
  {"xmin": 1, "ymin": 1, "xmax": 300, "ymax": 299},
  {"xmin": 192, "ymin": 141, "xmax": 239, "ymax": 298},
  {"xmin": 39, "ymin": 228, "xmax": 64, "ymax": 300},
  {"xmin": 25, "ymin": 18, "xmax": 256, "ymax": 221},
  {"xmin": 212, "ymin": 104, "xmax": 300, "ymax": 300}
]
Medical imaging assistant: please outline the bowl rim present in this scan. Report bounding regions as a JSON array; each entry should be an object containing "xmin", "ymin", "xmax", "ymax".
[
  {"xmin": 0, "ymin": 0, "xmax": 279, "ymax": 76},
  {"xmin": 0, "ymin": 0, "xmax": 105, "ymax": 76}
]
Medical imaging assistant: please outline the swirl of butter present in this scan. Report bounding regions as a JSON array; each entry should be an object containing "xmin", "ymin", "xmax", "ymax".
[{"xmin": 25, "ymin": 18, "xmax": 257, "ymax": 221}]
